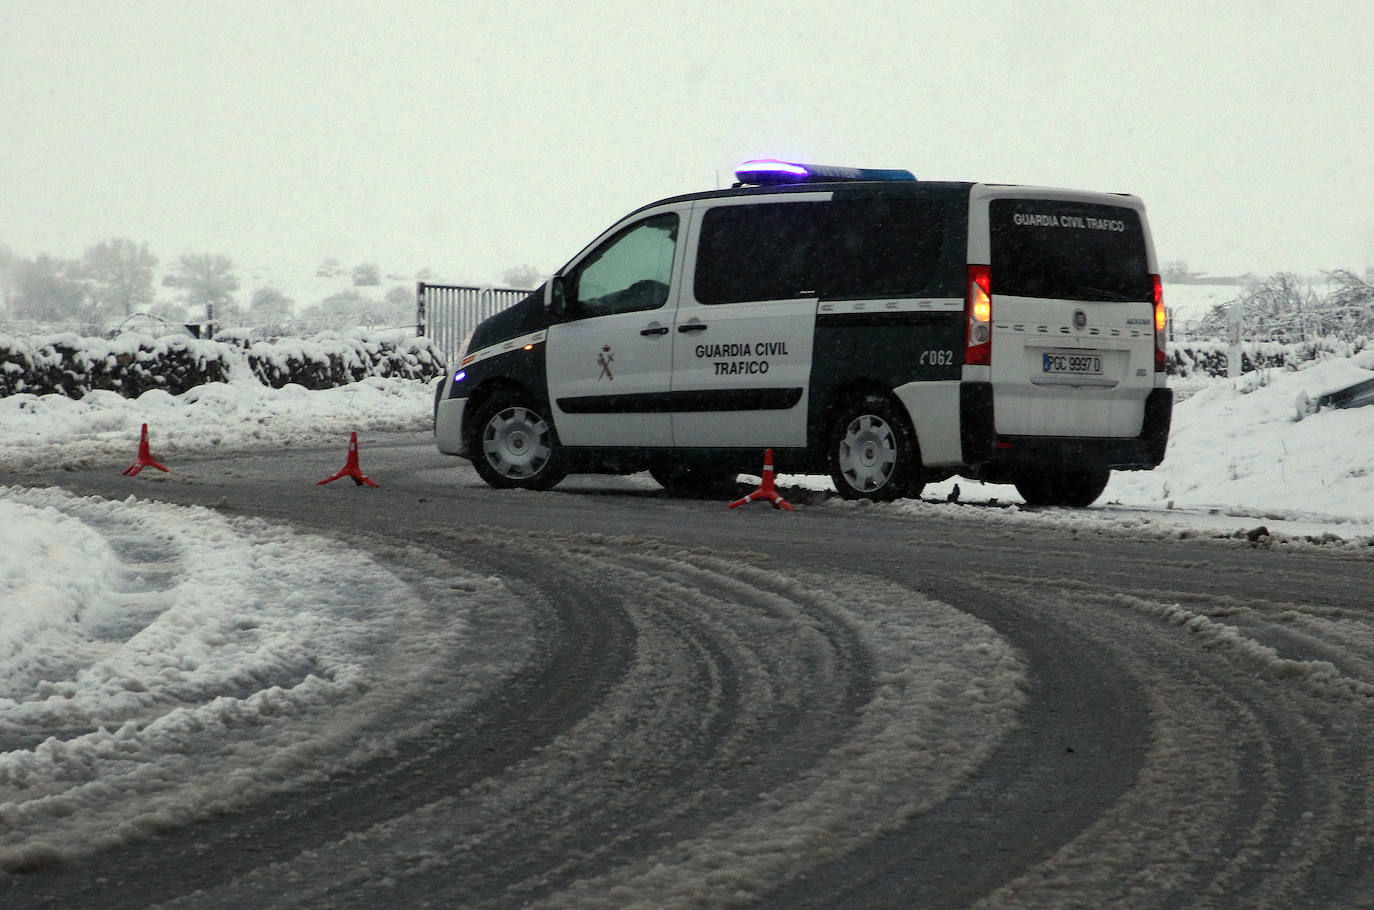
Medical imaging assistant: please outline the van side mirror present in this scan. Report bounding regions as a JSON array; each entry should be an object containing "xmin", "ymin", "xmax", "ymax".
[
  {"xmin": 548, "ymin": 274, "xmax": 576, "ymax": 321},
  {"xmin": 548, "ymin": 276, "xmax": 566, "ymax": 318}
]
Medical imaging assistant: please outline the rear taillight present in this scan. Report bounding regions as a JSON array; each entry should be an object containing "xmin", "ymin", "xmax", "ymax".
[
  {"xmin": 1152, "ymin": 274, "xmax": 1167, "ymax": 372},
  {"xmin": 966, "ymin": 264, "xmax": 992, "ymax": 366}
]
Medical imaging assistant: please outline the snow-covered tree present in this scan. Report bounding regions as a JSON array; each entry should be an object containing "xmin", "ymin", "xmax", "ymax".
[
  {"xmin": 170, "ymin": 253, "xmax": 240, "ymax": 324},
  {"xmin": 500, "ymin": 264, "xmax": 542, "ymax": 289},
  {"xmin": 352, "ymin": 263, "xmax": 381, "ymax": 286},
  {"xmin": 249, "ymin": 286, "xmax": 294, "ymax": 335},
  {"xmin": 10, "ymin": 254, "xmax": 87, "ymax": 321},
  {"xmin": 82, "ymin": 238, "xmax": 157, "ymax": 317},
  {"xmin": 1195, "ymin": 270, "xmax": 1374, "ymax": 344},
  {"xmin": 250, "ymin": 286, "xmax": 293, "ymax": 321}
]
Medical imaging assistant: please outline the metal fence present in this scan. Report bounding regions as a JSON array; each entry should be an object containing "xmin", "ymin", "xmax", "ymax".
[{"xmin": 417, "ymin": 283, "xmax": 534, "ymax": 366}]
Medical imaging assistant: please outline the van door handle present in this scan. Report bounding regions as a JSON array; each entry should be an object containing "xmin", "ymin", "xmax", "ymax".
[
  {"xmin": 640, "ymin": 325, "xmax": 669, "ymax": 336},
  {"xmin": 677, "ymin": 323, "xmax": 708, "ymax": 333}
]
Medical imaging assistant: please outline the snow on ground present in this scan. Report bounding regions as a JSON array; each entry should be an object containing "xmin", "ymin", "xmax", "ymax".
[
  {"xmin": 0, "ymin": 482, "xmax": 526, "ymax": 871},
  {"xmin": 904, "ymin": 351, "xmax": 1374, "ymax": 544},
  {"xmin": 2, "ymin": 350, "xmax": 1373, "ymax": 872},
  {"xmin": 0, "ymin": 371, "xmax": 432, "ymax": 473}
]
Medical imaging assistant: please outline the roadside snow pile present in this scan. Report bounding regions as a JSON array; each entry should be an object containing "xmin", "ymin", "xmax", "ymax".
[
  {"xmin": 0, "ymin": 331, "xmax": 444, "ymax": 399},
  {"xmin": 1105, "ymin": 351, "xmax": 1374, "ymax": 518},
  {"xmin": 0, "ymin": 374, "xmax": 434, "ymax": 472},
  {"xmin": 795, "ymin": 349, "xmax": 1374, "ymax": 537},
  {"xmin": 0, "ymin": 485, "xmax": 502, "ymax": 870}
]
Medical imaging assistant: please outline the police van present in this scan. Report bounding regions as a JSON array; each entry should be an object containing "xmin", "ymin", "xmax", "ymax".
[{"xmin": 434, "ymin": 159, "xmax": 1172, "ymax": 507}]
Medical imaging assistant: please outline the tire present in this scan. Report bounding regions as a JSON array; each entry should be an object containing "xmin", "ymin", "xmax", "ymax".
[
  {"xmin": 649, "ymin": 464, "xmax": 739, "ymax": 498},
  {"xmin": 1014, "ymin": 469, "xmax": 1110, "ymax": 508},
  {"xmin": 827, "ymin": 395, "xmax": 925, "ymax": 501},
  {"xmin": 468, "ymin": 392, "xmax": 566, "ymax": 490}
]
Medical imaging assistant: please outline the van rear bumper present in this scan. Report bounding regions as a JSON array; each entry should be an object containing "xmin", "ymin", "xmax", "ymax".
[{"xmin": 960, "ymin": 383, "xmax": 1172, "ymax": 474}]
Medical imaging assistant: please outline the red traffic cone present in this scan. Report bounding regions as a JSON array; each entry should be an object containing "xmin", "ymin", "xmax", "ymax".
[
  {"xmin": 728, "ymin": 449, "xmax": 794, "ymax": 511},
  {"xmin": 122, "ymin": 423, "xmax": 170, "ymax": 476},
  {"xmin": 318, "ymin": 431, "xmax": 379, "ymax": 487}
]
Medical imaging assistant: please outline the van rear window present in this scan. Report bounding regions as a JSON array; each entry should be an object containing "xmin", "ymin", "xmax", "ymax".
[{"xmin": 990, "ymin": 199, "xmax": 1152, "ymax": 302}]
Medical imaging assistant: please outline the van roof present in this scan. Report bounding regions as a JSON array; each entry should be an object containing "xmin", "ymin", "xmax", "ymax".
[{"xmin": 621, "ymin": 179, "xmax": 978, "ymax": 222}]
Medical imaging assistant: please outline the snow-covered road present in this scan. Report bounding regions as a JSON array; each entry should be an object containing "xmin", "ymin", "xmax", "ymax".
[{"xmin": 3, "ymin": 353, "xmax": 1374, "ymax": 906}]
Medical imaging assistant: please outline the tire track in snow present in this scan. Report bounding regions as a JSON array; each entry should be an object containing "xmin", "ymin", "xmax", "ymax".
[
  {"xmin": 110, "ymin": 530, "xmax": 1027, "ymax": 909},
  {"xmin": 14, "ymin": 441, "xmax": 1374, "ymax": 908},
  {"xmin": 960, "ymin": 578, "xmax": 1374, "ymax": 910}
]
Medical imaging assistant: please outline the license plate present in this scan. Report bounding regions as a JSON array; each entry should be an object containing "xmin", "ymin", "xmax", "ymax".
[{"xmin": 1042, "ymin": 351, "xmax": 1103, "ymax": 376}]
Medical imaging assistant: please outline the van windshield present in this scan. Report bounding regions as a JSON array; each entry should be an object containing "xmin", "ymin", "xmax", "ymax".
[{"xmin": 989, "ymin": 199, "xmax": 1152, "ymax": 302}]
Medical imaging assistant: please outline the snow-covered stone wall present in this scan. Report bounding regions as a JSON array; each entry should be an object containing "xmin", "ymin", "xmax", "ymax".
[
  {"xmin": 0, "ymin": 331, "xmax": 445, "ymax": 399},
  {"xmin": 1167, "ymin": 342, "xmax": 1290, "ymax": 378}
]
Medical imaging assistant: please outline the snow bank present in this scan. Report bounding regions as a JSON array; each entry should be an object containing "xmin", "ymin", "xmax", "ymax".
[
  {"xmin": 0, "ymin": 330, "xmax": 444, "ymax": 399},
  {"xmin": 0, "ymin": 374, "xmax": 435, "ymax": 472}
]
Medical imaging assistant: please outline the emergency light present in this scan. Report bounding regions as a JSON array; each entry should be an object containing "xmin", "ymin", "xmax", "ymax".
[{"xmin": 734, "ymin": 159, "xmax": 916, "ymax": 186}]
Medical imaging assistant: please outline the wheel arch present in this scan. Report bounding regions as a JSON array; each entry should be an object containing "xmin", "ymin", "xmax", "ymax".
[
  {"xmin": 815, "ymin": 379, "xmax": 922, "ymax": 458},
  {"xmin": 462, "ymin": 378, "xmax": 554, "ymax": 451}
]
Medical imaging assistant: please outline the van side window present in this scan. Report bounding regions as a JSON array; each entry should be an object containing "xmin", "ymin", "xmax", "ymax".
[
  {"xmin": 694, "ymin": 199, "xmax": 961, "ymax": 304},
  {"xmin": 825, "ymin": 199, "xmax": 958, "ymax": 299},
  {"xmin": 571, "ymin": 213, "xmax": 679, "ymax": 318},
  {"xmin": 694, "ymin": 202, "xmax": 829, "ymax": 304}
]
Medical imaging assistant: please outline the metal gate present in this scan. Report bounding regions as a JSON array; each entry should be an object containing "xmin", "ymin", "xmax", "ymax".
[{"xmin": 417, "ymin": 283, "xmax": 535, "ymax": 366}]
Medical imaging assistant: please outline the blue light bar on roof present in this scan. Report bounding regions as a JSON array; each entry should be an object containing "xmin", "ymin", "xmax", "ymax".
[{"xmin": 734, "ymin": 159, "xmax": 916, "ymax": 186}]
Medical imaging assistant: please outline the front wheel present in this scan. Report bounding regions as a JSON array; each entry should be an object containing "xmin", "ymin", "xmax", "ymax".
[
  {"xmin": 1014, "ymin": 469, "xmax": 1110, "ymax": 507},
  {"xmin": 469, "ymin": 392, "xmax": 566, "ymax": 490},
  {"xmin": 828, "ymin": 395, "xmax": 925, "ymax": 501}
]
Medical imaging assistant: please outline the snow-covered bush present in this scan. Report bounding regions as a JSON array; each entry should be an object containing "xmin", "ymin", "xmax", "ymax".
[
  {"xmin": 1167, "ymin": 338, "xmax": 1370, "ymax": 378},
  {"xmin": 1167, "ymin": 342, "xmax": 1290, "ymax": 378},
  {"xmin": 0, "ymin": 332, "xmax": 230, "ymax": 398},
  {"xmin": 0, "ymin": 330, "xmax": 443, "ymax": 399}
]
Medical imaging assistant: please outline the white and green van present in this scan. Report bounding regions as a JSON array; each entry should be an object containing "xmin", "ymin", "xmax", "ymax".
[{"xmin": 435, "ymin": 160, "xmax": 1171, "ymax": 507}]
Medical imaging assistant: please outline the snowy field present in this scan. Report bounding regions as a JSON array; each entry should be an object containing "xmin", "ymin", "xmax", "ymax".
[
  {"xmin": 2, "ymin": 350, "xmax": 1373, "ymax": 876},
  {"xmin": 4, "ymin": 340, "xmax": 1373, "ymax": 535}
]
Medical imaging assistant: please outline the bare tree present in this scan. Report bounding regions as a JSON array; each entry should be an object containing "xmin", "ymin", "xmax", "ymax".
[
  {"xmin": 382, "ymin": 286, "xmax": 415, "ymax": 327},
  {"xmin": 352, "ymin": 263, "xmax": 381, "ymax": 287},
  {"xmin": 82, "ymin": 238, "xmax": 157, "ymax": 317},
  {"xmin": 500, "ymin": 264, "xmax": 542, "ymax": 289},
  {"xmin": 1193, "ymin": 270, "xmax": 1374, "ymax": 345},
  {"xmin": 1161, "ymin": 260, "xmax": 1193, "ymax": 284},
  {"xmin": 170, "ymin": 253, "xmax": 240, "ymax": 329},
  {"xmin": 0, "ymin": 242, "xmax": 15, "ymax": 313},
  {"xmin": 250, "ymin": 286, "xmax": 294, "ymax": 322},
  {"xmin": 1237, "ymin": 272, "xmax": 1318, "ymax": 342},
  {"xmin": 10, "ymin": 254, "xmax": 88, "ymax": 322},
  {"xmin": 1322, "ymin": 269, "xmax": 1374, "ymax": 341}
]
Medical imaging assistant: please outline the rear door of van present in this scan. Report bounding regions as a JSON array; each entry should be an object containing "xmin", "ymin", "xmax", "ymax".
[{"xmin": 967, "ymin": 187, "xmax": 1160, "ymax": 439}]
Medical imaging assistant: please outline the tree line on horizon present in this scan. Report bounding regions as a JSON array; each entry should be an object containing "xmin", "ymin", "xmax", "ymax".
[
  {"xmin": 0, "ymin": 240, "xmax": 441, "ymax": 337},
  {"xmin": 0, "ymin": 239, "xmax": 549, "ymax": 338},
  {"xmin": 19, "ymin": 240, "xmax": 1365, "ymax": 347}
]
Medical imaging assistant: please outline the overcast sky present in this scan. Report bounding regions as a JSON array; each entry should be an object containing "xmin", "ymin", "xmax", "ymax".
[{"xmin": 3, "ymin": 0, "xmax": 1372, "ymax": 284}]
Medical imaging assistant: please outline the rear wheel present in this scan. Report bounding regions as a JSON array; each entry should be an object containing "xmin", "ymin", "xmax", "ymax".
[
  {"xmin": 828, "ymin": 395, "xmax": 925, "ymax": 501},
  {"xmin": 1014, "ymin": 469, "xmax": 1110, "ymax": 507},
  {"xmin": 469, "ymin": 392, "xmax": 566, "ymax": 490}
]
